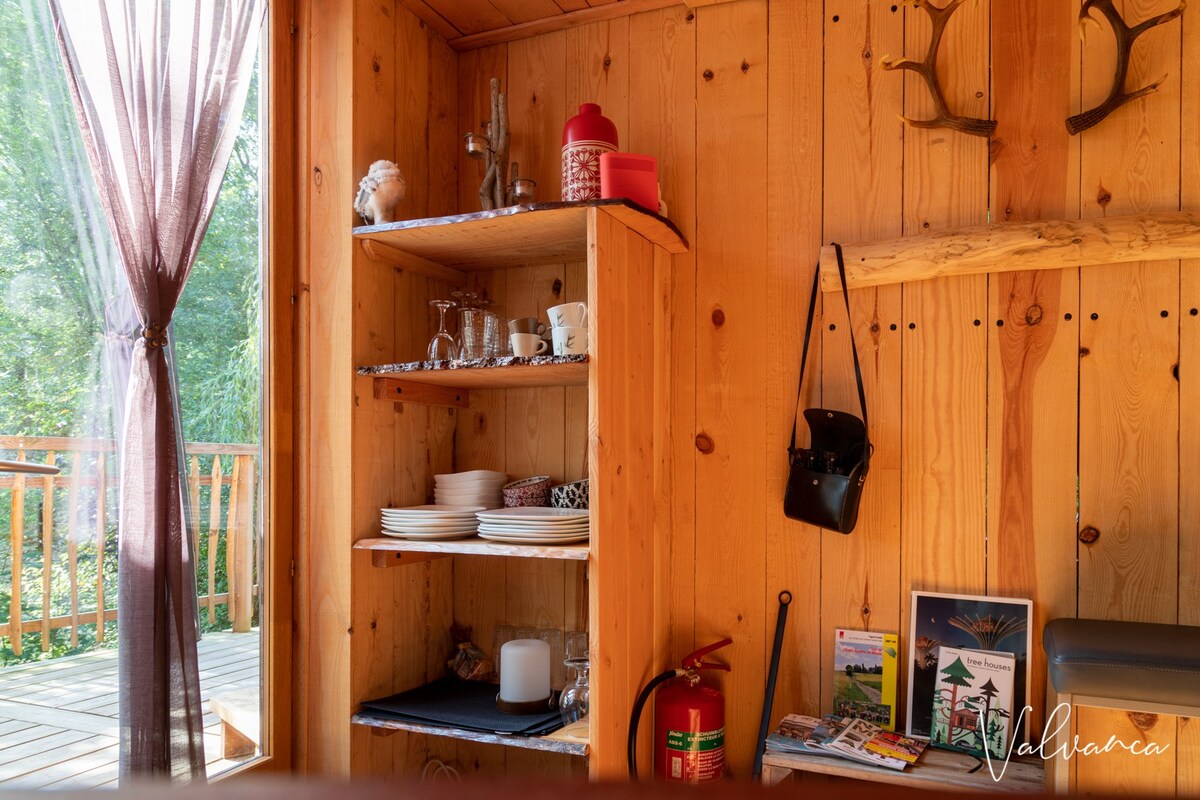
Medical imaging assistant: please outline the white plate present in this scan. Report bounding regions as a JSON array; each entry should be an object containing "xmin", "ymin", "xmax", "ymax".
[
  {"xmin": 477, "ymin": 522, "xmax": 590, "ymax": 534},
  {"xmin": 382, "ymin": 510, "xmax": 480, "ymax": 520},
  {"xmin": 478, "ymin": 532, "xmax": 590, "ymax": 545},
  {"xmin": 379, "ymin": 529, "xmax": 477, "ymax": 540},
  {"xmin": 382, "ymin": 520, "xmax": 480, "ymax": 531},
  {"xmin": 379, "ymin": 506, "xmax": 482, "ymax": 520},
  {"xmin": 434, "ymin": 493, "xmax": 501, "ymax": 502},
  {"xmin": 476, "ymin": 508, "xmax": 590, "ymax": 524},
  {"xmin": 434, "ymin": 470, "xmax": 507, "ymax": 484}
]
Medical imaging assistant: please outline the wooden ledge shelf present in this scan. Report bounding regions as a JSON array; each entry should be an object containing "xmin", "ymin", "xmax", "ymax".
[
  {"xmin": 355, "ymin": 536, "xmax": 589, "ymax": 564},
  {"xmin": 351, "ymin": 712, "xmax": 589, "ymax": 757},
  {"xmin": 819, "ymin": 211, "xmax": 1200, "ymax": 292},
  {"xmin": 354, "ymin": 199, "xmax": 688, "ymax": 273},
  {"xmin": 361, "ymin": 355, "xmax": 588, "ymax": 404},
  {"xmin": 761, "ymin": 748, "xmax": 1044, "ymax": 793}
]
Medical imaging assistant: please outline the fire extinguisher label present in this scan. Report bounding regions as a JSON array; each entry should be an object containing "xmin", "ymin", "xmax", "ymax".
[{"xmin": 665, "ymin": 728, "xmax": 725, "ymax": 782}]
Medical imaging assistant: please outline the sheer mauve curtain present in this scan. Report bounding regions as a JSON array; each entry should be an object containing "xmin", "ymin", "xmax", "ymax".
[{"xmin": 48, "ymin": 0, "xmax": 264, "ymax": 782}]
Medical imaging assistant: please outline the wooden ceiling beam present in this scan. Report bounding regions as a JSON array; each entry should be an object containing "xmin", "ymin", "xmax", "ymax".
[{"xmin": 446, "ymin": 0, "xmax": 686, "ymax": 51}]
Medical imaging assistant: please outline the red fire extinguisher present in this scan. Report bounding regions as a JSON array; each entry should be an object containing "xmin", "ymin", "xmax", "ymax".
[{"xmin": 627, "ymin": 638, "xmax": 733, "ymax": 783}]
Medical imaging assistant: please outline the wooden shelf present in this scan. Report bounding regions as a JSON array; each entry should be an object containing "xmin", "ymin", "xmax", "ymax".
[
  {"xmin": 351, "ymin": 712, "xmax": 589, "ymax": 757},
  {"xmin": 354, "ymin": 199, "xmax": 688, "ymax": 273},
  {"xmin": 761, "ymin": 747, "xmax": 1044, "ymax": 793},
  {"xmin": 819, "ymin": 211, "xmax": 1200, "ymax": 292},
  {"xmin": 355, "ymin": 536, "xmax": 589, "ymax": 564},
  {"xmin": 360, "ymin": 355, "xmax": 588, "ymax": 403}
]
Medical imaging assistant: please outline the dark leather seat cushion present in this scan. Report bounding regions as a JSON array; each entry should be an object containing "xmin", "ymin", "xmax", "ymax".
[{"xmin": 1043, "ymin": 618, "xmax": 1200, "ymax": 708}]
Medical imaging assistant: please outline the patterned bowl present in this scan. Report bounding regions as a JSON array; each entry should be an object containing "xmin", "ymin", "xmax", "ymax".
[
  {"xmin": 502, "ymin": 476, "xmax": 552, "ymax": 508},
  {"xmin": 550, "ymin": 479, "xmax": 589, "ymax": 510}
]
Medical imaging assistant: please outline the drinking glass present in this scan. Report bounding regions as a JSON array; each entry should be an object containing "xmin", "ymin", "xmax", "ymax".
[
  {"xmin": 492, "ymin": 624, "xmax": 516, "ymax": 682},
  {"xmin": 458, "ymin": 308, "xmax": 490, "ymax": 359},
  {"xmin": 558, "ymin": 656, "xmax": 590, "ymax": 724},
  {"xmin": 539, "ymin": 628, "xmax": 566, "ymax": 690},
  {"xmin": 484, "ymin": 310, "xmax": 504, "ymax": 357},
  {"xmin": 428, "ymin": 300, "xmax": 457, "ymax": 360}
]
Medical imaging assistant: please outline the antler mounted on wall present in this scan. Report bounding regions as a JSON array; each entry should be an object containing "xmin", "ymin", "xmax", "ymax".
[
  {"xmin": 1066, "ymin": 0, "xmax": 1186, "ymax": 135},
  {"xmin": 882, "ymin": 0, "xmax": 997, "ymax": 138}
]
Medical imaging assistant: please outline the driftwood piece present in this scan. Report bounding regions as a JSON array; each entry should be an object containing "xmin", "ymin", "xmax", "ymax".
[
  {"xmin": 477, "ymin": 78, "xmax": 510, "ymax": 210},
  {"xmin": 1066, "ymin": 0, "xmax": 1186, "ymax": 135},
  {"xmin": 881, "ymin": 0, "xmax": 997, "ymax": 138},
  {"xmin": 817, "ymin": 211, "xmax": 1200, "ymax": 292}
]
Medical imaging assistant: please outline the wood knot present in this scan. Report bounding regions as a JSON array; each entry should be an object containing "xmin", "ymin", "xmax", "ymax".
[
  {"xmin": 603, "ymin": 55, "xmax": 612, "ymax": 70},
  {"xmin": 313, "ymin": 165, "xmax": 323, "ymax": 186},
  {"xmin": 711, "ymin": 307, "xmax": 726, "ymax": 327},
  {"xmin": 1127, "ymin": 712, "xmax": 1158, "ymax": 732},
  {"xmin": 741, "ymin": 60, "xmax": 750, "ymax": 72},
  {"xmin": 702, "ymin": 69, "xmax": 714, "ymax": 81},
  {"xmin": 552, "ymin": 278, "xmax": 563, "ymax": 297},
  {"xmin": 685, "ymin": 11, "xmax": 694, "ymax": 21},
  {"xmin": 372, "ymin": 57, "xmax": 381, "ymax": 73},
  {"xmin": 1097, "ymin": 185, "xmax": 1112, "ymax": 208},
  {"xmin": 1079, "ymin": 347, "xmax": 1090, "ymax": 357},
  {"xmin": 1078, "ymin": 526, "xmax": 1100, "ymax": 545},
  {"xmin": 1025, "ymin": 304, "xmax": 1044, "ymax": 326},
  {"xmin": 695, "ymin": 432, "xmax": 715, "ymax": 454}
]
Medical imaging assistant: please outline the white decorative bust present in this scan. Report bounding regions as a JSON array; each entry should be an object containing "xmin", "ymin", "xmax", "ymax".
[{"xmin": 354, "ymin": 160, "xmax": 407, "ymax": 224}]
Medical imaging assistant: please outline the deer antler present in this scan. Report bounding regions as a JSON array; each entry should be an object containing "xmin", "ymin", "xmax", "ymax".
[
  {"xmin": 1067, "ymin": 0, "xmax": 1186, "ymax": 135},
  {"xmin": 881, "ymin": 0, "xmax": 996, "ymax": 138}
]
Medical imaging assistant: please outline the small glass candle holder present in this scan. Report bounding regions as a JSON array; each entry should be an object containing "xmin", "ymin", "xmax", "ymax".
[
  {"xmin": 464, "ymin": 131, "xmax": 489, "ymax": 159},
  {"xmin": 510, "ymin": 176, "xmax": 536, "ymax": 204}
]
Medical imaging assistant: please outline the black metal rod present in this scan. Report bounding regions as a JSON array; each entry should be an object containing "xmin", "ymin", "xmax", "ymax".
[{"xmin": 753, "ymin": 590, "xmax": 792, "ymax": 780}]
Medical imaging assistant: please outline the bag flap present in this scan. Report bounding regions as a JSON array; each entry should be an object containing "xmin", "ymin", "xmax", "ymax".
[{"xmin": 803, "ymin": 408, "xmax": 866, "ymax": 452}]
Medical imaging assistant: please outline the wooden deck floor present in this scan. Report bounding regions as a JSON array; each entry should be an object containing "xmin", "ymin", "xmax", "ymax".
[{"xmin": 0, "ymin": 629, "xmax": 260, "ymax": 789}]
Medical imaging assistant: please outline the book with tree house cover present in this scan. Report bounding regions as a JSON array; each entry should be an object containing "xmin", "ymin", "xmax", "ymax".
[{"xmin": 929, "ymin": 646, "xmax": 1015, "ymax": 759}]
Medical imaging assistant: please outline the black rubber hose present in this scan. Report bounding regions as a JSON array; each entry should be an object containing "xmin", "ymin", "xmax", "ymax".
[{"xmin": 627, "ymin": 669, "xmax": 680, "ymax": 779}]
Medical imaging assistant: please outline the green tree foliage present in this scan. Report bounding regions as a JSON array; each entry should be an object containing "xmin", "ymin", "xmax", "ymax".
[{"xmin": 0, "ymin": 1, "xmax": 262, "ymax": 664}]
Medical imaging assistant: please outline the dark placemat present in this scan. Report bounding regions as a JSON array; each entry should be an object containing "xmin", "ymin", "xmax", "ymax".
[{"xmin": 360, "ymin": 678, "xmax": 563, "ymax": 735}]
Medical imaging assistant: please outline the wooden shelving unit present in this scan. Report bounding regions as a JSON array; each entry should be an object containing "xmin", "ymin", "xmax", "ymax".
[
  {"xmin": 761, "ymin": 748, "xmax": 1045, "ymax": 793},
  {"xmin": 351, "ymin": 712, "xmax": 589, "ymax": 757},
  {"xmin": 355, "ymin": 536, "xmax": 589, "ymax": 564},
  {"xmin": 346, "ymin": 198, "xmax": 684, "ymax": 779}
]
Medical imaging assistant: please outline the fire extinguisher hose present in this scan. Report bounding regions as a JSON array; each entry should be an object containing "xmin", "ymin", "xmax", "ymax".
[{"xmin": 627, "ymin": 669, "xmax": 681, "ymax": 778}]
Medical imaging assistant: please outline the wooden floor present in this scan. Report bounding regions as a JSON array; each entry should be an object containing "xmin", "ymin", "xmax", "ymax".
[{"xmin": 0, "ymin": 629, "xmax": 260, "ymax": 788}]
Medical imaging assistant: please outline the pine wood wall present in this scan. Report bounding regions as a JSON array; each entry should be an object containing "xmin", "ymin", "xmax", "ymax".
[
  {"xmin": 453, "ymin": 0, "xmax": 1200, "ymax": 790},
  {"xmin": 297, "ymin": 0, "xmax": 1200, "ymax": 789}
]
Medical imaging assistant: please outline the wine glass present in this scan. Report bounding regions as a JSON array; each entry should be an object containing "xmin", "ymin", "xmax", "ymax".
[
  {"xmin": 428, "ymin": 299, "xmax": 457, "ymax": 361},
  {"xmin": 558, "ymin": 656, "xmax": 590, "ymax": 724}
]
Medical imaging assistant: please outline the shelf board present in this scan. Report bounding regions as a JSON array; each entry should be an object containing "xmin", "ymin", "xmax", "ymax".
[
  {"xmin": 351, "ymin": 712, "xmax": 589, "ymax": 757},
  {"xmin": 761, "ymin": 747, "xmax": 1044, "ymax": 793},
  {"xmin": 360, "ymin": 355, "xmax": 588, "ymax": 392},
  {"xmin": 354, "ymin": 199, "xmax": 688, "ymax": 271},
  {"xmin": 819, "ymin": 211, "xmax": 1200, "ymax": 292},
  {"xmin": 355, "ymin": 536, "xmax": 589, "ymax": 563}
]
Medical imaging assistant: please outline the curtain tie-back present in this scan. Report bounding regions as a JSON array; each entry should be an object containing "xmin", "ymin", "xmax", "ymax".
[{"xmin": 141, "ymin": 324, "xmax": 168, "ymax": 349}]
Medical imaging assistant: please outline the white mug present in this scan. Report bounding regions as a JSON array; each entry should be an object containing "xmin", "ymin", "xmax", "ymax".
[
  {"xmin": 548, "ymin": 302, "xmax": 588, "ymax": 328},
  {"xmin": 552, "ymin": 326, "xmax": 587, "ymax": 355},
  {"xmin": 510, "ymin": 333, "xmax": 549, "ymax": 357}
]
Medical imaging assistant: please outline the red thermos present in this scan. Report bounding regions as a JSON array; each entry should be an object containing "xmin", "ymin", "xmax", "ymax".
[{"xmin": 561, "ymin": 103, "xmax": 618, "ymax": 201}]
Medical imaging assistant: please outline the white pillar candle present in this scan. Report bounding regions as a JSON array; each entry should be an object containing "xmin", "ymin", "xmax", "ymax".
[{"xmin": 499, "ymin": 639, "xmax": 551, "ymax": 703}]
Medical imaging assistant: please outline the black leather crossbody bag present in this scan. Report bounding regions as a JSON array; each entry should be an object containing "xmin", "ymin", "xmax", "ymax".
[{"xmin": 784, "ymin": 243, "xmax": 870, "ymax": 534}]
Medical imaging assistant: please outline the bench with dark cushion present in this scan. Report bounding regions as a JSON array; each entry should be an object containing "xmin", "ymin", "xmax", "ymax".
[{"xmin": 1041, "ymin": 618, "xmax": 1200, "ymax": 793}]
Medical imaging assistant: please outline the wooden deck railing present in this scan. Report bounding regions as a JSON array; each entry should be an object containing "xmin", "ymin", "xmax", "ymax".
[{"xmin": 0, "ymin": 435, "xmax": 259, "ymax": 657}]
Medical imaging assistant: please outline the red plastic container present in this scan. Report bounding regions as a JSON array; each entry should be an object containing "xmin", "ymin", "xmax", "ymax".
[
  {"xmin": 561, "ymin": 103, "xmax": 618, "ymax": 201},
  {"xmin": 599, "ymin": 152, "xmax": 658, "ymax": 213}
]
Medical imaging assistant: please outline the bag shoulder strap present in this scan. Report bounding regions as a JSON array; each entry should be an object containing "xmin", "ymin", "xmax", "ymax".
[{"xmin": 789, "ymin": 243, "xmax": 869, "ymax": 453}]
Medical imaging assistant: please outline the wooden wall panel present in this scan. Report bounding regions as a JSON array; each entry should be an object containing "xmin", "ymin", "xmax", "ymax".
[
  {"xmin": 898, "ymin": 0, "xmax": 990, "ymax": 644},
  {"xmin": 693, "ymin": 0, "xmax": 768, "ymax": 773},
  {"xmin": 1076, "ymin": 0, "xmax": 1183, "ymax": 788},
  {"xmin": 986, "ymin": 0, "xmax": 1080, "ymax": 739},
  {"xmin": 1180, "ymin": 0, "xmax": 1200, "ymax": 631},
  {"xmin": 627, "ymin": 7, "xmax": 698, "ymax": 674},
  {"xmin": 819, "ymin": 0, "xmax": 904, "ymax": 719}
]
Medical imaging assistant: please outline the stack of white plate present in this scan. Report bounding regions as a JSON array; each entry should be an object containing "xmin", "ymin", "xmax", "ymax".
[
  {"xmin": 475, "ymin": 507, "xmax": 590, "ymax": 544},
  {"xmin": 380, "ymin": 505, "xmax": 485, "ymax": 540},
  {"xmin": 434, "ymin": 470, "xmax": 507, "ymax": 508}
]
